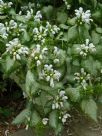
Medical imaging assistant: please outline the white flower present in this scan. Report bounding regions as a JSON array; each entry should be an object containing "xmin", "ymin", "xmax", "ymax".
[
  {"xmin": 63, "ymin": 0, "xmax": 71, "ymax": 10},
  {"xmin": 33, "ymin": 28, "xmax": 39, "ymax": 34},
  {"xmin": 59, "ymin": 91, "xmax": 65, "ymax": 97},
  {"xmin": 54, "ymin": 59, "xmax": 60, "ymax": 64},
  {"xmin": 77, "ymin": 39, "xmax": 96, "ymax": 57},
  {"xmin": 74, "ymin": 68, "xmax": 91, "ymax": 90},
  {"xmin": 53, "ymin": 70, "xmax": 61, "ymax": 81},
  {"xmin": 53, "ymin": 25, "xmax": 60, "ymax": 33},
  {"xmin": 62, "ymin": 113, "xmax": 71, "ymax": 124},
  {"xmin": 53, "ymin": 46, "xmax": 60, "ymax": 55},
  {"xmin": 42, "ymin": 118, "xmax": 48, "ymax": 125},
  {"xmin": 25, "ymin": 125, "xmax": 29, "ymax": 130},
  {"xmin": 9, "ymin": 20, "xmax": 17, "ymax": 29},
  {"xmin": 6, "ymin": 38, "xmax": 29, "ymax": 60},
  {"xmin": 34, "ymin": 11, "xmax": 42, "ymax": 22},
  {"xmin": 52, "ymin": 103, "xmax": 56, "ymax": 110},
  {"xmin": 37, "ymin": 60, "xmax": 41, "ymax": 66},
  {"xmin": 50, "ymin": 78, "xmax": 54, "ymax": 88},
  {"xmin": 33, "ymin": 26, "xmax": 46, "ymax": 44},
  {"xmin": 75, "ymin": 7, "xmax": 93, "ymax": 24},
  {"xmin": 42, "ymin": 47, "xmax": 48, "ymax": 55},
  {"xmin": 0, "ymin": 0, "xmax": 13, "ymax": 14},
  {"xmin": 31, "ymin": 45, "xmax": 48, "ymax": 66},
  {"xmin": 25, "ymin": 9, "xmax": 33, "ymax": 20},
  {"xmin": 46, "ymin": 22, "xmax": 60, "ymax": 35},
  {"xmin": 52, "ymin": 90, "xmax": 68, "ymax": 110},
  {"xmin": 40, "ymin": 64, "xmax": 61, "ymax": 87},
  {"xmin": 0, "ymin": 23, "xmax": 8, "ymax": 39}
]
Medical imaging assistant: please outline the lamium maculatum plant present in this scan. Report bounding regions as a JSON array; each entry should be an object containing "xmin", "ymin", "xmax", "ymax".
[{"xmin": 0, "ymin": 0, "xmax": 102, "ymax": 135}]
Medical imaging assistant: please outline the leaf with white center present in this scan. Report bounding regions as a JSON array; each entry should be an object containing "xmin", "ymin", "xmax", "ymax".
[
  {"xmin": 25, "ymin": 70, "xmax": 38, "ymax": 95},
  {"xmin": 12, "ymin": 109, "xmax": 30, "ymax": 124},
  {"xmin": 6, "ymin": 56, "xmax": 14, "ymax": 71},
  {"xmin": 81, "ymin": 99, "xmax": 97, "ymax": 122}
]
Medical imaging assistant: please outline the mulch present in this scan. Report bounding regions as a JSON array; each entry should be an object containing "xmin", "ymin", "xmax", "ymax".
[{"xmin": 0, "ymin": 123, "xmax": 25, "ymax": 136}]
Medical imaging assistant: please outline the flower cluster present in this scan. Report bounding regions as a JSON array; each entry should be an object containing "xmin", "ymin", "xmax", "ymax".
[
  {"xmin": 59, "ymin": 112, "xmax": 71, "ymax": 124},
  {"xmin": 31, "ymin": 44, "xmax": 48, "ymax": 66},
  {"xmin": 52, "ymin": 90, "xmax": 68, "ymax": 110},
  {"xmin": 33, "ymin": 22, "xmax": 60, "ymax": 44},
  {"xmin": 34, "ymin": 11, "xmax": 42, "ymax": 22},
  {"xmin": 0, "ymin": 20, "xmax": 25, "ymax": 39},
  {"xmin": 53, "ymin": 46, "xmax": 61, "ymax": 64},
  {"xmin": 63, "ymin": 0, "xmax": 71, "ymax": 10},
  {"xmin": 25, "ymin": 9, "xmax": 33, "ymax": 21},
  {"xmin": 0, "ymin": 23, "xmax": 8, "ymax": 39},
  {"xmin": 4, "ymin": 20, "xmax": 26, "ymax": 38},
  {"xmin": 39, "ymin": 64, "xmax": 61, "ymax": 87},
  {"xmin": 6, "ymin": 38, "xmax": 29, "ymax": 60},
  {"xmin": 33, "ymin": 26, "xmax": 47, "ymax": 44},
  {"xmin": 74, "ymin": 68, "xmax": 91, "ymax": 90},
  {"xmin": 8, "ymin": 20, "xmax": 17, "ymax": 29},
  {"xmin": 75, "ymin": 7, "xmax": 93, "ymax": 24},
  {"xmin": 0, "ymin": 0, "xmax": 12, "ymax": 14},
  {"xmin": 77, "ymin": 39, "xmax": 96, "ymax": 57},
  {"xmin": 46, "ymin": 21, "xmax": 60, "ymax": 35}
]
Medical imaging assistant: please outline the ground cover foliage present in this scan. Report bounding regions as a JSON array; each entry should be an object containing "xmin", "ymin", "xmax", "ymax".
[{"xmin": 0, "ymin": 0, "xmax": 102, "ymax": 135}]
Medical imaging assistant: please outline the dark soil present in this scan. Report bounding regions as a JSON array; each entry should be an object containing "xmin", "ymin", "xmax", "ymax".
[{"xmin": 0, "ymin": 80, "xmax": 25, "ymax": 136}]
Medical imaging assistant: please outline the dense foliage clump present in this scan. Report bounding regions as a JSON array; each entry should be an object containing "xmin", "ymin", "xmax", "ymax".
[{"xmin": 0, "ymin": 0, "xmax": 102, "ymax": 135}]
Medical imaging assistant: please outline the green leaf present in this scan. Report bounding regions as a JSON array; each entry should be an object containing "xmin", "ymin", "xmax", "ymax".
[
  {"xmin": 73, "ymin": 59, "xmax": 80, "ymax": 66},
  {"xmin": 91, "ymin": 30, "xmax": 100, "ymax": 44},
  {"xmin": 81, "ymin": 99, "xmax": 97, "ymax": 122},
  {"xmin": 81, "ymin": 57, "xmax": 101, "ymax": 75},
  {"xmin": 96, "ymin": 27, "xmax": 102, "ymax": 34},
  {"xmin": 66, "ymin": 88, "xmax": 80, "ymax": 102},
  {"xmin": 92, "ymin": 10, "xmax": 102, "ymax": 24},
  {"xmin": 78, "ymin": 24, "xmax": 90, "ymax": 40},
  {"xmin": 5, "ymin": 56, "xmax": 15, "ymax": 72},
  {"xmin": 63, "ymin": 101, "xmax": 70, "ymax": 110},
  {"xmin": 61, "ymin": 32, "xmax": 68, "ymax": 41},
  {"xmin": 59, "ymin": 24, "xmax": 69, "ymax": 30},
  {"xmin": 78, "ymin": 0, "xmax": 85, "ymax": 4},
  {"xmin": 55, "ymin": 123, "xmax": 63, "ymax": 136},
  {"xmin": 30, "ymin": 111, "xmax": 41, "ymax": 126},
  {"xmin": 57, "ymin": 12, "xmax": 68, "ymax": 24},
  {"xmin": 26, "ymin": 70, "xmax": 37, "ymax": 96},
  {"xmin": 42, "ymin": 5, "xmax": 53, "ymax": 19},
  {"xmin": 9, "ymin": 8, "xmax": 16, "ymax": 15},
  {"xmin": 67, "ymin": 17, "xmax": 76, "ymax": 26},
  {"xmin": 91, "ymin": 0, "xmax": 97, "ymax": 8},
  {"xmin": 49, "ymin": 111, "xmax": 58, "ymax": 129},
  {"xmin": 67, "ymin": 25, "xmax": 78, "ymax": 42},
  {"xmin": 22, "ymin": 30, "xmax": 30, "ymax": 42},
  {"xmin": 12, "ymin": 109, "xmax": 30, "ymax": 124},
  {"xmin": 15, "ymin": 15, "xmax": 26, "ymax": 22}
]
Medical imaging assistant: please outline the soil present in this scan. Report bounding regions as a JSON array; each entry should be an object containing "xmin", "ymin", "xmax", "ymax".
[
  {"xmin": 1, "ymin": 106, "xmax": 102, "ymax": 136},
  {"xmin": 0, "ymin": 85, "xmax": 25, "ymax": 136},
  {"xmin": 0, "ymin": 123, "xmax": 24, "ymax": 136}
]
